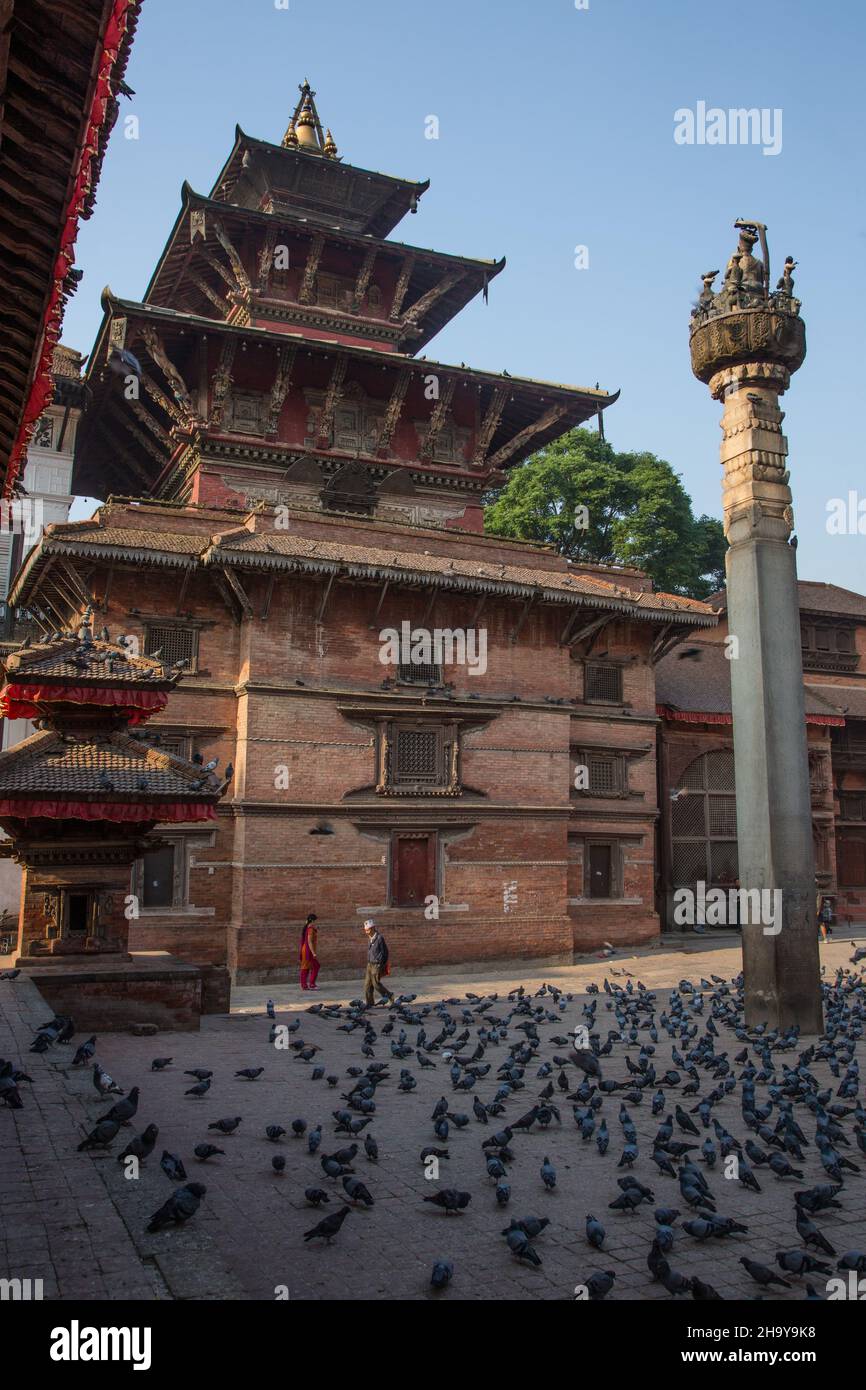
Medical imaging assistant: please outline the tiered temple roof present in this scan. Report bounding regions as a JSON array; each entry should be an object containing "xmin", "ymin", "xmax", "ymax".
[{"xmin": 72, "ymin": 80, "xmax": 618, "ymax": 515}]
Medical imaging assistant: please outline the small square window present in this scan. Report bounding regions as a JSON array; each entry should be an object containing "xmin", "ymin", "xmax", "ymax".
[
  {"xmin": 585, "ymin": 663, "xmax": 623, "ymax": 702},
  {"xmin": 144, "ymin": 625, "xmax": 199, "ymax": 672},
  {"xmin": 398, "ymin": 660, "xmax": 443, "ymax": 687}
]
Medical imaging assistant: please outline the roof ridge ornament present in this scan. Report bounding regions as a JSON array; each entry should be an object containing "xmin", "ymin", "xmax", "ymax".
[{"xmin": 281, "ymin": 80, "xmax": 339, "ymax": 160}]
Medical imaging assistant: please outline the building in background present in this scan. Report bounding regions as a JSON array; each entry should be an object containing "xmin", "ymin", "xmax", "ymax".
[
  {"xmin": 7, "ymin": 83, "xmax": 716, "ymax": 980},
  {"xmin": 656, "ymin": 581, "xmax": 866, "ymax": 928}
]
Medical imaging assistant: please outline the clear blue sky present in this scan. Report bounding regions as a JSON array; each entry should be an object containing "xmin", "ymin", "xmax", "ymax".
[{"xmin": 66, "ymin": 0, "xmax": 866, "ymax": 592}]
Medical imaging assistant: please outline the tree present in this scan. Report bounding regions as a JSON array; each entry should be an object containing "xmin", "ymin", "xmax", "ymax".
[{"xmin": 483, "ymin": 428, "xmax": 726, "ymax": 599}]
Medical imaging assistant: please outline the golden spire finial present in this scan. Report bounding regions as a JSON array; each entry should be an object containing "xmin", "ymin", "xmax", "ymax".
[{"xmin": 281, "ymin": 79, "xmax": 338, "ymax": 158}]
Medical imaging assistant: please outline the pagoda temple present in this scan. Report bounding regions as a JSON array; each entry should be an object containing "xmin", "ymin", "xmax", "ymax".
[
  {"xmin": 0, "ymin": 610, "xmax": 227, "ymax": 1025},
  {"xmin": 9, "ymin": 83, "xmax": 718, "ymax": 983}
]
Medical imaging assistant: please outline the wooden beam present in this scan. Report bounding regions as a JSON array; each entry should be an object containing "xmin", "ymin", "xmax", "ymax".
[
  {"xmin": 402, "ymin": 268, "xmax": 464, "ymax": 329},
  {"xmin": 488, "ymin": 403, "xmax": 570, "ymax": 470},
  {"xmin": 298, "ymin": 233, "xmax": 325, "ymax": 305},
  {"xmin": 260, "ymin": 573, "xmax": 276, "ymax": 621},
  {"xmin": 316, "ymin": 570, "xmax": 337, "ymax": 623},
  {"xmin": 350, "ymin": 247, "xmax": 377, "ymax": 314},
  {"xmin": 419, "ymin": 378, "xmax": 456, "ymax": 462},
  {"xmin": 368, "ymin": 578, "xmax": 390, "ymax": 630},
  {"xmin": 221, "ymin": 566, "xmax": 253, "ymax": 618},
  {"xmin": 509, "ymin": 591, "xmax": 537, "ymax": 643},
  {"xmin": 421, "ymin": 585, "xmax": 438, "ymax": 628},
  {"xmin": 389, "ymin": 254, "xmax": 415, "ymax": 321},
  {"xmin": 472, "ymin": 385, "xmax": 509, "ymax": 467},
  {"xmin": 470, "ymin": 593, "xmax": 487, "ymax": 626},
  {"xmin": 213, "ymin": 219, "xmax": 252, "ymax": 294},
  {"xmin": 562, "ymin": 613, "xmax": 610, "ymax": 649},
  {"xmin": 175, "ymin": 567, "xmax": 192, "ymax": 616}
]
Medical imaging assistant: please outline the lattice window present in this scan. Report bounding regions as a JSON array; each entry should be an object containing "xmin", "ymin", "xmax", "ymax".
[
  {"xmin": 584, "ymin": 662, "xmax": 623, "ymax": 702},
  {"xmin": 841, "ymin": 795, "xmax": 866, "ymax": 821},
  {"xmin": 394, "ymin": 729, "xmax": 442, "ymax": 787},
  {"xmin": 671, "ymin": 749, "xmax": 738, "ymax": 888},
  {"xmin": 398, "ymin": 661, "xmax": 443, "ymax": 687},
  {"xmin": 144, "ymin": 625, "xmax": 199, "ymax": 672},
  {"xmin": 574, "ymin": 749, "xmax": 627, "ymax": 797}
]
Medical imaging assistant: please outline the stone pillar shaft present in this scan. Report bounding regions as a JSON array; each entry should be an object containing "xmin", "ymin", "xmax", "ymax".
[{"xmin": 709, "ymin": 357, "xmax": 823, "ymax": 1030}]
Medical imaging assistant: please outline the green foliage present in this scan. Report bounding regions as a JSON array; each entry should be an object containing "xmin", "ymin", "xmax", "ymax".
[{"xmin": 483, "ymin": 428, "xmax": 726, "ymax": 599}]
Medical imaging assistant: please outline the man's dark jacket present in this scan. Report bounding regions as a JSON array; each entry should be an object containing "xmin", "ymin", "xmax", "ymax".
[{"xmin": 367, "ymin": 932, "xmax": 389, "ymax": 966}]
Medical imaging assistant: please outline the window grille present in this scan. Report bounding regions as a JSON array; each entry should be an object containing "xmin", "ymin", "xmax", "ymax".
[
  {"xmin": 144, "ymin": 625, "xmax": 198, "ymax": 671},
  {"xmin": 584, "ymin": 662, "xmax": 622, "ymax": 702},
  {"xmin": 398, "ymin": 661, "xmax": 443, "ymax": 686},
  {"xmin": 394, "ymin": 729, "xmax": 441, "ymax": 786}
]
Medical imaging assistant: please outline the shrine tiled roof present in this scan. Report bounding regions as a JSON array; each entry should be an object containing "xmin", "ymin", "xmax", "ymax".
[
  {"xmin": 0, "ymin": 729, "xmax": 223, "ymax": 801},
  {"xmin": 5, "ymin": 634, "xmax": 176, "ymax": 687},
  {"xmin": 13, "ymin": 510, "xmax": 717, "ymax": 626},
  {"xmin": 656, "ymin": 639, "xmax": 848, "ymax": 721},
  {"xmin": 708, "ymin": 581, "xmax": 866, "ymax": 621}
]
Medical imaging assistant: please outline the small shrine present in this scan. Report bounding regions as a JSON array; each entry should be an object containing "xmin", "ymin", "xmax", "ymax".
[{"xmin": 0, "ymin": 609, "xmax": 228, "ymax": 1026}]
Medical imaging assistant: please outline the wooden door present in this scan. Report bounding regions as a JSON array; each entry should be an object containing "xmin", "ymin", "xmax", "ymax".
[
  {"xmin": 838, "ymin": 834, "xmax": 866, "ymax": 887},
  {"xmin": 588, "ymin": 843, "xmax": 612, "ymax": 899},
  {"xmin": 391, "ymin": 834, "xmax": 436, "ymax": 907}
]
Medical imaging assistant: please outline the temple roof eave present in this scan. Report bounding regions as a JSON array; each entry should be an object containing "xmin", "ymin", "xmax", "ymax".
[
  {"xmin": 91, "ymin": 291, "xmax": 616, "ymax": 405},
  {"xmin": 11, "ymin": 524, "xmax": 717, "ymax": 629},
  {"xmin": 141, "ymin": 183, "xmax": 506, "ymax": 314}
]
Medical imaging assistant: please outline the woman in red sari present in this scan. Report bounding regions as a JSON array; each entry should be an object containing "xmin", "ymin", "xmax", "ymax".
[{"xmin": 299, "ymin": 913, "xmax": 319, "ymax": 990}]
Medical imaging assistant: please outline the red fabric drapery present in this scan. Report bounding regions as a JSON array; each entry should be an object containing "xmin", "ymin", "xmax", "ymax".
[
  {"xmin": 4, "ymin": 0, "xmax": 137, "ymax": 496},
  {"xmin": 656, "ymin": 704, "xmax": 845, "ymax": 728},
  {"xmin": 0, "ymin": 682, "xmax": 167, "ymax": 724},
  {"xmin": 0, "ymin": 799, "xmax": 214, "ymax": 823}
]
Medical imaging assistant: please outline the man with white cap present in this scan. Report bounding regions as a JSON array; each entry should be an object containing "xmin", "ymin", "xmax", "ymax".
[{"xmin": 363, "ymin": 919, "xmax": 395, "ymax": 1008}]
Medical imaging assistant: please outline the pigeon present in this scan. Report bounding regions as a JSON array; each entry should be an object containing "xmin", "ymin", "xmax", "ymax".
[
  {"xmin": 305, "ymin": 1188, "xmax": 330, "ymax": 1207},
  {"xmin": 146, "ymin": 1183, "xmax": 206, "ymax": 1233},
  {"xmin": 208, "ymin": 1116, "xmax": 242, "ymax": 1135},
  {"xmin": 776, "ymin": 1250, "xmax": 832, "ymax": 1277},
  {"xmin": 186, "ymin": 1079, "xmax": 211, "ymax": 1097},
  {"xmin": 72, "ymin": 1036, "xmax": 97, "ymax": 1066},
  {"xmin": 184, "ymin": 1069, "xmax": 213, "ymax": 1081},
  {"xmin": 423, "ymin": 1189, "xmax": 471, "ymax": 1214},
  {"xmin": 151, "ymin": 1058, "xmax": 173, "ymax": 1071},
  {"xmin": 303, "ymin": 1206, "xmax": 351, "ymax": 1243},
  {"xmin": 505, "ymin": 1227, "xmax": 541, "ymax": 1266},
  {"xmin": 235, "ymin": 1068, "xmax": 264, "ymax": 1080},
  {"xmin": 97, "ymin": 1087, "xmax": 139, "ymax": 1126},
  {"xmin": 586, "ymin": 1214, "xmax": 606, "ymax": 1249},
  {"xmin": 117, "ymin": 1124, "xmax": 158, "ymax": 1164},
  {"xmin": 540, "ymin": 1156, "xmax": 556, "ymax": 1190},
  {"xmin": 585, "ymin": 1269, "xmax": 616, "ymax": 1300},
  {"xmin": 430, "ymin": 1260, "xmax": 454, "ymax": 1290},
  {"xmin": 160, "ymin": 1151, "xmax": 187, "ymax": 1182},
  {"xmin": 272, "ymin": 1155, "xmax": 286, "ymax": 1174},
  {"xmin": 194, "ymin": 1143, "xmax": 225, "ymax": 1161},
  {"xmin": 739, "ymin": 1257, "xmax": 791, "ymax": 1289},
  {"xmin": 266, "ymin": 1125, "xmax": 287, "ymax": 1142},
  {"xmin": 77, "ymin": 1119, "xmax": 120, "ymax": 1151},
  {"xmin": 343, "ymin": 1176, "xmax": 374, "ymax": 1206}
]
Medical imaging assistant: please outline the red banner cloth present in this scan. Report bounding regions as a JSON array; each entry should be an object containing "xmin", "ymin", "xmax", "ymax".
[
  {"xmin": 656, "ymin": 704, "xmax": 845, "ymax": 728},
  {"xmin": 0, "ymin": 683, "xmax": 167, "ymax": 724},
  {"xmin": 0, "ymin": 800, "xmax": 214, "ymax": 823}
]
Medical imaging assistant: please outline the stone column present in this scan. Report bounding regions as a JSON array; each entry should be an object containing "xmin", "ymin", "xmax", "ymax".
[
  {"xmin": 690, "ymin": 230, "xmax": 823, "ymax": 1031},
  {"xmin": 709, "ymin": 360, "xmax": 822, "ymax": 1029}
]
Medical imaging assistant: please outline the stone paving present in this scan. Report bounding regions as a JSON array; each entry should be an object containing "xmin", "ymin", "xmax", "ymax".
[{"xmin": 2, "ymin": 931, "xmax": 865, "ymax": 1302}]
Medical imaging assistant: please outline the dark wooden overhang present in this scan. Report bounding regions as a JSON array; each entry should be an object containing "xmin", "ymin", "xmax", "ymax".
[
  {"xmin": 0, "ymin": 0, "xmax": 141, "ymax": 491},
  {"xmin": 73, "ymin": 294, "xmax": 619, "ymax": 497},
  {"xmin": 142, "ymin": 185, "xmax": 505, "ymax": 350},
  {"xmin": 210, "ymin": 127, "xmax": 429, "ymax": 239}
]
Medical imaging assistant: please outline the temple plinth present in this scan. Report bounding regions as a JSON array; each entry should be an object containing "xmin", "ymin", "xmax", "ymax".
[{"xmin": 690, "ymin": 222, "xmax": 823, "ymax": 1030}]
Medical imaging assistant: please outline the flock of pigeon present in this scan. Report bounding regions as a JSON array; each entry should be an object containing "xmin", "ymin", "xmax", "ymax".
[{"xmin": 3, "ymin": 947, "xmax": 866, "ymax": 1299}]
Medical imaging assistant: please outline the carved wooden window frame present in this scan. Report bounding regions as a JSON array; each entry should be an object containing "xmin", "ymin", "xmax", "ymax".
[{"xmin": 376, "ymin": 718, "xmax": 460, "ymax": 797}]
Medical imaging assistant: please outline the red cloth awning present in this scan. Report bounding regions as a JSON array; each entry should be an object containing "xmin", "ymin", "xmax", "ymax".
[
  {"xmin": 0, "ymin": 682, "xmax": 167, "ymax": 724},
  {"xmin": 0, "ymin": 799, "xmax": 215, "ymax": 823},
  {"xmin": 657, "ymin": 704, "xmax": 845, "ymax": 728}
]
